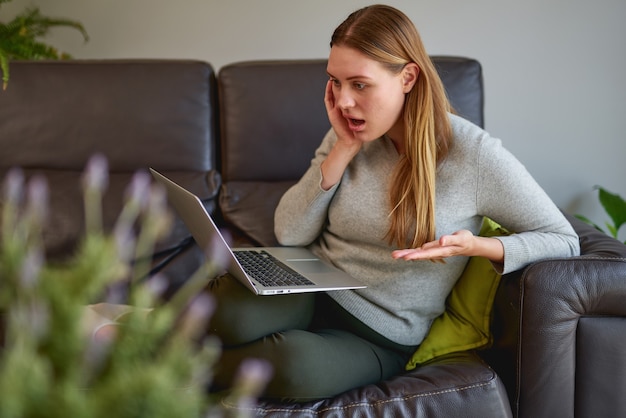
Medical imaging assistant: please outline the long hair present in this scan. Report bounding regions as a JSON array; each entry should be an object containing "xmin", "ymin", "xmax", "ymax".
[{"xmin": 330, "ymin": 4, "xmax": 453, "ymax": 248}]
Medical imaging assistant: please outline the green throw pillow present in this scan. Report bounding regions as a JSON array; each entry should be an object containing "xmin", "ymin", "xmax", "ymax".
[{"xmin": 406, "ymin": 217, "xmax": 511, "ymax": 370}]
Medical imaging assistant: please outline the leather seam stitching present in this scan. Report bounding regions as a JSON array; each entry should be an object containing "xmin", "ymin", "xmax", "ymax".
[{"xmin": 221, "ymin": 380, "xmax": 495, "ymax": 415}]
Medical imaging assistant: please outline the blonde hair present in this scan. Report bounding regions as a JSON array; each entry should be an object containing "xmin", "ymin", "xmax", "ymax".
[{"xmin": 331, "ymin": 4, "xmax": 453, "ymax": 248}]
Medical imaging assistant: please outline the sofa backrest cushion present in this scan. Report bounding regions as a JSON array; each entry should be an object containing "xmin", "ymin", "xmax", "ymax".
[
  {"xmin": 0, "ymin": 60, "xmax": 219, "ymax": 263},
  {"xmin": 431, "ymin": 56, "xmax": 484, "ymax": 128},
  {"xmin": 1, "ymin": 60, "xmax": 217, "ymax": 172},
  {"xmin": 217, "ymin": 57, "xmax": 484, "ymax": 246}
]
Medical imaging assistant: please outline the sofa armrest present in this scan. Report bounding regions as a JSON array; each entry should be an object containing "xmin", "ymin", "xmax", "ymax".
[
  {"xmin": 515, "ymin": 255, "xmax": 626, "ymax": 418},
  {"xmin": 492, "ymin": 213, "xmax": 626, "ymax": 418}
]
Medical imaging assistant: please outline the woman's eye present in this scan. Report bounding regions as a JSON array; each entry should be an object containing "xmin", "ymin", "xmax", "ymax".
[
  {"xmin": 354, "ymin": 82, "xmax": 366, "ymax": 90},
  {"xmin": 330, "ymin": 78, "xmax": 340, "ymax": 87}
]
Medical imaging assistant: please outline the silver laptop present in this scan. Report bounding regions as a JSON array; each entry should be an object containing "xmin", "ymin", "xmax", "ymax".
[{"xmin": 150, "ymin": 169, "xmax": 366, "ymax": 295}]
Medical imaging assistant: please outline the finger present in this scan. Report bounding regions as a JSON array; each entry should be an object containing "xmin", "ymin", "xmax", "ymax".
[
  {"xmin": 324, "ymin": 80, "xmax": 335, "ymax": 108},
  {"xmin": 401, "ymin": 249, "xmax": 450, "ymax": 261},
  {"xmin": 418, "ymin": 239, "xmax": 443, "ymax": 250},
  {"xmin": 324, "ymin": 81, "xmax": 343, "ymax": 124},
  {"xmin": 392, "ymin": 248, "xmax": 418, "ymax": 258},
  {"xmin": 392, "ymin": 248, "xmax": 432, "ymax": 260},
  {"xmin": 392, "ymin": 246, "xmax": 455, "ymax": 261},
  {"xmin": 441, "ymin": 232, "xmax": 477, "ymax": 253}
]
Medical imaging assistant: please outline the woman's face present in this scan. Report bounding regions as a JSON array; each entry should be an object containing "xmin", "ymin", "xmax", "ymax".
[{"xmin": 326, "ymin": 45, "xmax": 417, "ymax": 147}]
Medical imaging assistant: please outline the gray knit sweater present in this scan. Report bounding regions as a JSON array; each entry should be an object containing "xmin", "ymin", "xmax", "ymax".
[{"xmin": 274, "ymin": 114, "xmax": 580, "ymax": 346}]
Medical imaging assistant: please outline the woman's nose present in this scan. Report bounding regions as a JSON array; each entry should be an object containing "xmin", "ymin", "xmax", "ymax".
[{"xmin": 335, "ymin": 89, "xmax": 355, "ymax": 110}]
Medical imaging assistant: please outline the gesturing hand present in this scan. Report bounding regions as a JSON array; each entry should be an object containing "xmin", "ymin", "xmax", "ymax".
[{"xmin": 391, "ymin": 230, "xmax": 505, "ymax": 263}]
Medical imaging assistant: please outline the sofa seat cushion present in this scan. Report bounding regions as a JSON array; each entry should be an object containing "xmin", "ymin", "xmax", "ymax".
[
  {"xmin": 219, "ymin": 351, "xmax": 512, "ymax": 418},
  {"xmin": 2, "ymin": 169, "xmax": 219, "ymax": 260}
]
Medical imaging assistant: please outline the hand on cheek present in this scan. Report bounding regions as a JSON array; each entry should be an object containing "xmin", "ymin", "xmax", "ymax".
[{"xmin": 324, "ymin": 81, "xmax": 351, "ymax": 139}]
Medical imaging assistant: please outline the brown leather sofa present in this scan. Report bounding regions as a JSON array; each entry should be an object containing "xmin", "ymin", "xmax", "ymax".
[{"xmin": 1, "ymin": 58, "xmax": 625, "ymax": 418}]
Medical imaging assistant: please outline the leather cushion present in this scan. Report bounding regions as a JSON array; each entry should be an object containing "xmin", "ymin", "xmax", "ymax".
[
  {"xmin": 218, "ymin": 181, "xmax": 294, "ymax": 247},
  {"xmin": 576, "ymin": 316, "xmax": 626, "ymax": 418},
  {"xmin": 1, "ymin": 168, "xmax": 219, "ymax": 261},
  {"xmin": 0, "ymin": 60, "xmax": 217, "ymax": 172},
  {"xmin": 431, "ymin": 56, "xmax": 484, "ymax": 128},
  {"xmin": 218, "ymin": 60, "xmax": 330, "ymax": 182}
]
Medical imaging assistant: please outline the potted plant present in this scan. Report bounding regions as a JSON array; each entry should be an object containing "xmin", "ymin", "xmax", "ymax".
[
  {"xmin": 0, "ymin": 0, "xmax": 89, "ymax": 89},
  {"xmin": 0, "ymin": 155, "xmax": 270, "ymax": 417},
  {"xmin": 576, "ymin": 186, "xmax": 626, "ymax": 244}
]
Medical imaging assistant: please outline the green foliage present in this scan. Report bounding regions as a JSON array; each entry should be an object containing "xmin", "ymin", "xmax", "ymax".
[
  {"xmin": 0, "ymin": 156, "xmax": 270, "ymax": 417},
  {"xmin": 0, "ymin": 0, "xmax": 89, "ymax": 89},
  {"xmin": 576, "ymin": 186, "xmax": 626, "ymax": 244}
]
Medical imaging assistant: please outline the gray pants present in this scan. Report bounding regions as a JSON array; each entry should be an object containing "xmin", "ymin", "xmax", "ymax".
[{"xmin": 206, "ymin": 274, "xmax": 416, "ymax": 402}]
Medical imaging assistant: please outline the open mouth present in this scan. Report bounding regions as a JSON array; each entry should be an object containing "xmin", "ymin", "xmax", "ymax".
[{"xmin": 347, "ymin": 117, "xmax": 365, "ymax": 130}]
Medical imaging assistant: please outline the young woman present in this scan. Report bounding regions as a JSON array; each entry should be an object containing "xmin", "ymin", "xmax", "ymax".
[{"xmin": 208, "ymin": 4, "xmax": 579, "ymax": 401}]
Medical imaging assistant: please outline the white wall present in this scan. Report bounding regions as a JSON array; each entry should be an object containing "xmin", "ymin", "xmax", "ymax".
[{"xmin": 5, "ymin": 0, "xmax": 626, "ymax": 240}]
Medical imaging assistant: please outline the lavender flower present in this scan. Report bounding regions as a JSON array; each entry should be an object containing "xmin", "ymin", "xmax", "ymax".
[
  {"xmin": 81, "ymin": 153, "xmax": 109, "ymax": 192},
  {"xmin": 176, "ymin": 293, "xmax": 215, "ymax": 342},
  {"xmin": 2, "ymin": 167, "xmax": 24, "ymax": 206},
  {"xmin": 1, "ymin": 168, "xmax": 24, "ymax": 239},
  {"xmin": 229, "ymin": 358, "xmax": 273, "ymax": 411},
  {"xmin": 113, "ymin": 171, "xmax": 152, "ymax": 262},
  {"xmin": 0, "ymin": 159, "xmax": 267, "ymax": 417},
  {"xmin": 25, "ymin": 175, "xmax": 49, "ymax": 228},
  {"xmin": 82, "ymin": 154, "xmax": 109, "ymax": 234},
  {"xmin": 19, "ymin": 246, "xmax": 43, "ymax": 291}
]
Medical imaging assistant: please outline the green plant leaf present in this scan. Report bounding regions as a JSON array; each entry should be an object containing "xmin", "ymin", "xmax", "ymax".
[
  {"xmin": 605, "ymin": 222, "xmax": 618, "ymax": 239},
  {"xmin": 574, "ymin": 214, "xmax": 606, "ymax": 234},
  {"xmin": 0, "ymin": 51, "xmax": 8, "ymax": 89},
  {"xmin": 11, "ymin": 7, "xmax": 89, "ymax": 42},
  {"xmin": 597, "ymin": 187, "xmax": 626, "ymax": 235},
  {"xmin": 0, "ymin": 3, "xmax": 89, "ymax": 88}
]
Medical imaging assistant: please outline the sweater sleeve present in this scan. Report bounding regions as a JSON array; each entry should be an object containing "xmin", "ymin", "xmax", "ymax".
[
  {"xmin": 475, "ymin": 135, "xmax": 580, "ymax": 273},
  {"xmin": 274, "ymin": 129, "xmax": 339, "ymax": 246}
]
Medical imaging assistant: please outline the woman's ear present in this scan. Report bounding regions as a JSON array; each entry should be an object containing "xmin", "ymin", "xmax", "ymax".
[{"xmin": 402, "ymin": 63, "xmax": 419, "ymax": 93}]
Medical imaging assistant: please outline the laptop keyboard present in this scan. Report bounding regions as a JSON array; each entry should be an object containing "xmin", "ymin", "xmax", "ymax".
[{"xmin": 234, "ymin": 250, "xmax": 315, "ymax": 287}]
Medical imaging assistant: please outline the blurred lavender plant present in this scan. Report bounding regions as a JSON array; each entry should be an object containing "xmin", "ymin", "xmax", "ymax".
[{"xmin": 0, "ymin": 155, "xmax": 270, "ymax": 418}]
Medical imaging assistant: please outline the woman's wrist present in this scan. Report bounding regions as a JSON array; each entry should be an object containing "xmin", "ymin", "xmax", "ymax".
[
  {"xmin": 320, "ymin": 140, "xmax": 361, "ymax": 190},
  {"xmin": 473, "ymin": 236, "xmax": 505, "ymax": 263}
]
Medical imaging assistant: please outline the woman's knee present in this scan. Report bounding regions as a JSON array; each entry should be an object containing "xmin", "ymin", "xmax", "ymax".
[
  {"xmin": 205, "ymin": 274, "xmax": 315, "ymax": 346},
  {"xmin": 244, "ymin": 329, "xmax": 389, "ymax": 401}
]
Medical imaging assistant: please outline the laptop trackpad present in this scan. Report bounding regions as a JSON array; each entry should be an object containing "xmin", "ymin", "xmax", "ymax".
[
  {"xmin": 285, "ymin": 259, "xmax": 336, "ymax": 274},
  {"xmin": 263, "ymin": 247, "xmax": 338, "ymax": 274}
]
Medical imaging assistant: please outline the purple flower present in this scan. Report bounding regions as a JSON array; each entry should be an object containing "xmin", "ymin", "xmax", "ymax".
[
  {"xmin": 82, "ymin": 154, "xmax": 109, "ymax": 193},
  {"xmin": 26, "ymin": 175, "xmax": 49, "ymax": 225},
  {"xmin": 125, "ymin": 171, "xmax": 151, "ymax": 211},
  {"xmin": 3, "ymin": 167, "xmax": 24, "ymax": 206}
]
